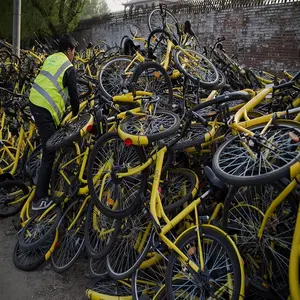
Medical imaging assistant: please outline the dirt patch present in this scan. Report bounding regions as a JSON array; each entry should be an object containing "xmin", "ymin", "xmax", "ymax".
[{"xmin": 0, "ymin": 218, "xmax": 88, "ymax": 300}]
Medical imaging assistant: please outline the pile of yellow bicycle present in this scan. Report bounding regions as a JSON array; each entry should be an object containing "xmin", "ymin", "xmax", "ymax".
[{"xmin": 0, "ymin": 4, "xmax": 300, "ymax": 300}]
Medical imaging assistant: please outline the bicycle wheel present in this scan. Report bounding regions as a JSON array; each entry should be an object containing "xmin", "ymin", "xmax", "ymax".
[
  {"xmin": 148, "ymin": 7, "xmax": 179, "ymax": 42},
  {"xmin": 0, "ymin": 180, "xmax": 29, "ymax": 218},
  {"xmin": 89, "ymin": 258, "xmax": 107, "ymax": 278},
  {"xmin": 147, "ymin": 28, "xmax": 172, "ymax": 62},
  {"xmin": 174, "ymin": 49, "xmax": 219, "ymax": 88},
  {"xmin": 0, "ymin": 142, "xmax": 16, "ymax": 172},
  {"xmin": 106, "ymin": 209, "xmax": 153, "ymax": 280},
  {"xmin": 46, "ymin": 114, "xmax": 93, "ymax": 152},
  {"xmin": 18, "ymin": 206, "xmax": 61, "ymax": 250},
  {"xmin": 213, "ymin": 69, "xmax": 226, "ymax": 90},
  {"xmin": 87, "ymin": 132, "xmax": 148, "ymax": 219},
  {"xmin": 161, "ymin": 168, "xmax": 199, "ymax": 213},
  {"xmin": 212, "ymin": 121, "xmax": 300, "ymax": 186},
  {"xmin": 166, "ymin": 226, "xmax": 242, "ymax": 300},
  {"xmin": 129, "ymin": 61, "xmax": 173, "ymax": 109},
  {"xmin": 22, "ymin": 135, "xmax": 41, "ymax": 181},
  {"xmin": 50, "ymin": 145, "xmax": 78, "ymax": 201},
  {"xmin": 24, "ymin": 144, "xmax": 42, "ymax": 185},
  {"xmin": 84, "ymin": 201, "xmax": 121, "ymax": 259},
  {"xmin": 98, "ymin": 55, "xmax": 138, "ymax": 98},
  {"xmin": 51, "ymin": 199, "xmax": 86, "ymax": 273},
  {"xmin": 223, "ymin": 182, "xmax": 297, "ymax": 298},
  {"xmin": 118, "ymin": 110, "xmax": 180, "ymax": 146},
  {"xmin": 166, "ymin": 123, "xmax": 212, "ymax": 151},
  {"xmin": 13, "ymin": 233, "xmax": 56, "ymax": 271},
  {"xmin": 132, "ymin": 251, "xmax": 168, "ymax": 300},
  {"xmin": 86, "ymin": 279, "xmax": 132, "ymax": 299}
]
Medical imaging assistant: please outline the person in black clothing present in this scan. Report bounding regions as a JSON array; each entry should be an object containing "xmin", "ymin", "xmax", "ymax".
[{"xmin": 29, "ymin": 34, "xmax": 79, "ymax": 211}]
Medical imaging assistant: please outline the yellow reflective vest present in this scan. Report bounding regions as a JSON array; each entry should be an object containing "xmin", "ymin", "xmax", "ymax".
[{"xmin": 29, "ymin": 52, "xmax": 72, "ymax": 126}]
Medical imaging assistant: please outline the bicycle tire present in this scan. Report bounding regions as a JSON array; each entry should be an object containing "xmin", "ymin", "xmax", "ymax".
[
  {"xmin": 147, "ymin": 28, "xmax": 172, "ymax": 62},
  {"xmin": 222, "ymin": 181, "xmax": 297, "ymax": 298},
  {"xmin": 46, "ymin": 114, "xmax": 93, "ymax": 152},
  {"xmin": 166, "ymin": 225, "xmax": 242, "ymax": 300},
  {"xmin": 148, "ymin": 7, "xmax": 179, "ymax": 41},
  {"xmin": 174, "ymin": 49, "xmax": 219, "ymax": 88},
  {"xmin": 87, "ymin": 132, "xmax": 148, "ymax": 219},
  {"xmin": 162, "ymin": 168, "xmax": 198, "ymax": 213},
  {"xmin": 13, "ymin": 231, "xmax": 56, "ymax": 271},
  {"xmin": 18, "ymin": 206, "xmax": 61, "ymax": 250},
  {"xmin": 50, "ymin": 145, "xmax": 78, "ymax": 202},
  {"xmin": 86, "ymin": 279, "xmax": 132, "ymax": 299},
  {"xmin": 51, "ymin": 199, "xmax": 86, "ymax": 273},
  {"xmin": 129, "ymin": 61, "xmax": 173, "ymax": 109},
  {"xmin": 213, "ymin": 69, "xmax": 226, "ymax": 90},
  {"xmin": 131, "ymin": 251, "xmax": 167, "ymax": 300},
  {"xmin": 0, "ymin": 180, "xmax": 29, "ymax": 218},
  {"xmin": 167, "ymin": 123, "xmax": 211, "ymax": 151},
  {"xmin": 98, "ymin": 55, "xmax": 138, "ymax": 99},
  {"xmin": 106, "ymin": 210, "xmax": 153, "ymax": 280},
  {"xmin": 88, "ymin": 258, "xmax": 108, "ymax": 278},
  {"xmin": 22, "ymin": 136, "xmax": 41, "ymax": 184},
  {"xmin": 22, "ymin": 134, "xmax": 40, "ymax": 167},
  {"xmin": 24, "ymin": 144, "xmax": 42, "ymax": 186},
  {"xmin": 212, "ymin": 121, "xmax": 300, "ymax": 186},
  {"xmin": 118, "ymin": 110, "xmax": 180, "ymax": 145},
  {"xmin": 84, "ymin": 201, "xmax": 121, "ymax": 259}
]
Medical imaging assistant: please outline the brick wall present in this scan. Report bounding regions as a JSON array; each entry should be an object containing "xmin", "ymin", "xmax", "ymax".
[{"xmin": 73, "ymin": 2, "xmax": 300, "ymax": 74}]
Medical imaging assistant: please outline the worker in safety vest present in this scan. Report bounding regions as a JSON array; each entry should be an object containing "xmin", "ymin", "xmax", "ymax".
[{"xmin": 29, "ymin": 34, "xmax": 79, "ymax": 211}]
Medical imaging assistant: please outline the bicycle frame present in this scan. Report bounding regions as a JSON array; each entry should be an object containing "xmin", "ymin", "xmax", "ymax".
[
  {"xmin": 0, "ymin": 120, "xmax": 36, "ymax": 176},
  {"xmin": 57, "ymin": 143, "xmax": 90, "ymax": 195},
  {"xmin": 232, "ymin": 86, "xmax": 300, "ymax": 136},
  {"xmin": 290, "ymin": 197, "xmax": 300, "ymax": 299},
  {"xmin": 116, "ymin": 145, "xmax": 245, "ymax": 298},
  {"xmin": 257, "ymin": 168, "xmax": 300, "ymax": 236}
]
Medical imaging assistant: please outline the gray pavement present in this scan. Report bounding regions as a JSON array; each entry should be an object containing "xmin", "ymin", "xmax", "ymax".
[{"xmin": 0, "ymin": 217, "xmax": 88, "ymax": 300}]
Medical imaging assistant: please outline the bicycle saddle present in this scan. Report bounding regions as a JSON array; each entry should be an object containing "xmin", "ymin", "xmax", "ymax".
[{"xmin": 204, "ymin": 166, "xmax": 228, "ymax": 194}]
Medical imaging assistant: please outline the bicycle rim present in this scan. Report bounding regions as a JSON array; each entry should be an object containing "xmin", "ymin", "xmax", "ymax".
[
  {"xmin": 106, "ymin": 209, "xmax": 153, "ymax": 280},
  {"xmin": 51, "ymin": 199, "xmax": 86, "ymax": 272},
  {"xmin": 87, "ymin": 132, "xmax": 148, "ymax": 219},
  {"xmin": 166, "ymin": 226, "xmax": 242, "ymax": 300},
  {"xmin": 213, "ymin": 122, "xmax": 300, "ymax": 185}
]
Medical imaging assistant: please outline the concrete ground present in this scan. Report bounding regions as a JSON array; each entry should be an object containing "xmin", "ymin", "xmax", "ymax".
[{"xmin": 0, "ymin": 217, "xmax": 88, "ymax": 300}]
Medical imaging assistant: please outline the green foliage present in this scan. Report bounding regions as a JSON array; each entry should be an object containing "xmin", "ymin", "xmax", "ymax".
[
  {"xmin": 30, "ymin": 0, "xmax": 87, "ymax": 37},
  {"xmin": 0, "ymin": 1, "xmax": 13, "ymax": 39},
  {"xmin": 81, "ymin": 0, "xmax": 110, "ymax": 20},
  {"xmin": 0, "ymin": 0, "xmax": 87, "ymax": 41}
]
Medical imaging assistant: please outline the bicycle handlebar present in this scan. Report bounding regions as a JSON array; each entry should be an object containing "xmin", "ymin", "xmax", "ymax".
[
  {"xmin": 273, "ymin": 81, "xmax": 295, "ymax": 91},
  {"xmin": 165, "ymin": 91, "xmax": 251, "ymax": 149},
  {"xmin": 272, "ymin": 71, "xmax": 300, "ymax": 91},
  {"xmin": 292, "ymin": 71, "xmax": 300, "ymax": 82},
  {"xmin": 188, "ymin": 91, "xmax": 251, "ymax": 116}
]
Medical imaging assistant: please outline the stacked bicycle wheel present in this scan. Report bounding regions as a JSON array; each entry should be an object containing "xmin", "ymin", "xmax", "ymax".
[{"xmin": 1, "ymin": 4, "xmax": 299, "ymax": 300}]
